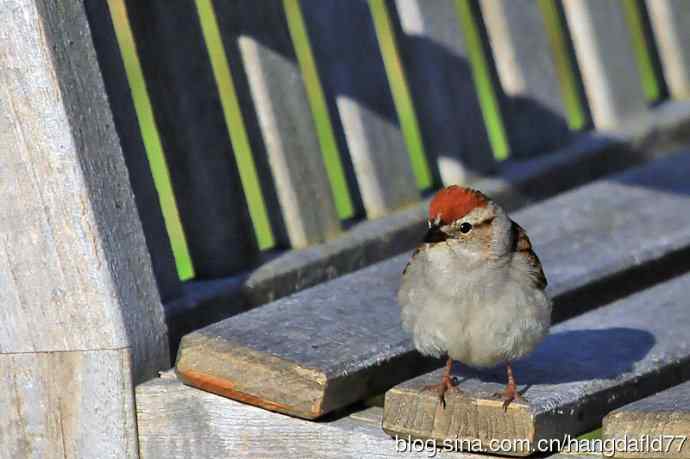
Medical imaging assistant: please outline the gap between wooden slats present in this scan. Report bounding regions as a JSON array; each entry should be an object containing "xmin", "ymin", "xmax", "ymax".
[
  {"xmin": 299, "ymin": 0, "xmax": 419, "ymax": 219},
  {"xmin": 86, "ymin": 1, "xmax": 182, "ymax": 302},
  {"xmin": 124, "ymin": 0, "xmax": 260, "ymax": 278},
  {"xmin": 388, "ymin": 0, "xmax": 496, "ymax": 186},
  {"xmin": 211, "ymin": 0, "xmax": 341, "ymax": 249}
]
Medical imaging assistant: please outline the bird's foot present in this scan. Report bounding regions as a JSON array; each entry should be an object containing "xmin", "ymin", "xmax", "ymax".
[
  {"xmin": 422, "ymin": 377, "xmax": 460, "ymax": 409},
  {"xmin": 493, "ymin": 385, "xmax": 526, "ymax": 411}
]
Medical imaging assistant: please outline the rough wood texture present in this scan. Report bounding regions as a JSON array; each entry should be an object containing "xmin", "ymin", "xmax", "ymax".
[
  {"xmin": 646, "ymin": 0, "xmax": 690, "ymax": 99},
  {"xmin": 176, "ymin": 151, "xmax": 690, "ymax": 419},
  {"xmin": 1, "ymin": 0, "xmax": 170, "ymax": 456},
  {"xmin": 137, "ymin": 373, "xmax": 509, "ymax": 458},
  {"xmin": 602, "ymin": 381, "xmax": 690, "ymax": 458},
  {"xmin": 562, "ymin": 0, "xmax": 647, "ymax": 128},
  {"xmin": 165, "ymin": 100, "xmax": 690, "ymax": 350},
  {"xmin": 383, "ymin": 272, "xmax": 690, "ymax": 456},
  {"xmin": 300, "ymin": 0, "xmax": 418, "ymax": 218},
  {"xmin": 126, "ymin": 0, "xmax": 259, "ymax": 277},
  {"xmin": 84, "ymin": 1, "xmax": 182, "ymax": 302},
  {"xmin": 214, "ymin": 0, "xmax": 340, "ymax": 249},
  {"xmin": 1, "ymin": 350, "xmax": 137, "ymax": 459},
  {"xmin": 389, "ymin": 0, "xmax": 495, "ymax": 184},
  {"xmin": 480, "ymin": 0, "xmax": 571, "ymax": 157},
  {"xmin": 0, "ymin": 0, "xmax": 168, "ymax": 380}
]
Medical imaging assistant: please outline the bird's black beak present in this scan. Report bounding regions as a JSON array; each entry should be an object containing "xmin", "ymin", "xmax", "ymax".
[{"xmin": 424, "ymin": 221, "xmax": 447, "ymax": 243}]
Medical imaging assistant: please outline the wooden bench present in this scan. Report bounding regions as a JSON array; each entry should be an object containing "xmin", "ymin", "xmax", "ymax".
[{"xmin": 3, "ymin": 0, "xmax": 690, "ymax": 457}]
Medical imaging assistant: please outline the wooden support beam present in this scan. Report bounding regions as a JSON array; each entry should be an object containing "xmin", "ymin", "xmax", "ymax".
[
  {"xmin": 603, "ymin": 380, "xmax": 690, "ymax": 458},
  {"xmin": 213, "ymin": 0, "xmax": 340, "ymax": 249},
  {"xmin": 175, "ymin": 152, "xmax": 690, "ymax": 419},
  {"xmin": 389, "ymin": 0, "xmax": 495, "ymax": 184},
  {"xmin": 562, "ymin": 0, "xmax": 647, "ymax": 128},
  {"xmin": 645, "ymin": 0, "xmax": 690, "ymax": 99},
  {"xmin": 480, "ymin": 0, "xmax": 572, "ymax": 156},
  {"xmin": 300, "ymin": 0, "xmax": 419, "ymax": 218},
  {"xmin": 383, "ymin": 272, "xmax": 690, "ymax": 456},
  {"xmin": 1, "ymin": 0, "xmax": 169, "ymax": 455},
  {"xmin": 125, "ymin": 0, "xmax": 259, "ymax": 277}
]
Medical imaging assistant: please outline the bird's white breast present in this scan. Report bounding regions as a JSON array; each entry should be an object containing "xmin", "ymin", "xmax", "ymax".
[{"xmin": 399, "ymin": 242, "xmax": 551, "ymax": 368}]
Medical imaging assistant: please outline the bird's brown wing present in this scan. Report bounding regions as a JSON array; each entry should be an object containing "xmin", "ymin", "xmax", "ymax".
[{"xmin": 511, "ymin": 220, "xmax": 547, "ymax": 290}]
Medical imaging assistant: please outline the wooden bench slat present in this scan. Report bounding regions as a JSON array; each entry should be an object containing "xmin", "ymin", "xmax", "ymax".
[
  {"xmin": 382, "ymin": 271, "xmax": 690, "ymax": 456},
  {"xmin": 176, "ymin": 151, "xmax": 690, "ymax": 419},
  {"xmin": 645, "ymin": 0, "xmax": 690, "ymax": 99},
  {"xmin": 480, "ymin": 0, "xmax": 572, "ymax": 157},
  {"xmin": 603, "ymin": 380, "xmax": 690, "ymax": 458},
  {"xmin": 214, "ymin": 0, "xmax": 341, "ymax": 249},
  {"xmin": 86, "ymin": 1, "xmax": 182, "ymax": 302},
  {"xmin": 390, "ymin": 0, "xmax": 496, "ymax": 184},
  {"xmin": 562, "ymin": 0, "xmax": 647, "ymax": 128},
  {"xmin": 300, "ymin": 0, "xmax": 419, "ymax": 218},
  {"xmin": 125, "ymin": 0, "xmax": 259, "ymax": 277}
]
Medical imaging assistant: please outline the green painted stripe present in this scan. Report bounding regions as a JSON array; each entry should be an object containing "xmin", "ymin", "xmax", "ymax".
[
  {"xmin": 369, "ymin": 0, "xmax": 433, "ymax": 190},
  {"xmin": 621, "ymin": 0, "xmax": 661, "ymax": 102},
  {"xmin": 283, "ymin": 0, "xmax": 355, "ymax": 218},
  {"xmin": 538, "ymin": 0, "xmax": 588, "ymax": 130},
  {"xmin": 195, "ymin": 0, "xmax": 275, "ymax": 249},
  {"xmin": 108, "ymin": 0, "xmax": 194, "ymax": 280},
  {"xmin": 454, "ymin": 0, "xmax": 510, "ymax": 161}
]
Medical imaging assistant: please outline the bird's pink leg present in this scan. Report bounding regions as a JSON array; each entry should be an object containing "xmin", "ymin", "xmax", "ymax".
[
  {"xmin": 498, "ymin": 362, "xmax": 525, "ymax": 411},
  {"xmin": 422, "ymin": 357, "xmax": 459, "ymax": 408}
]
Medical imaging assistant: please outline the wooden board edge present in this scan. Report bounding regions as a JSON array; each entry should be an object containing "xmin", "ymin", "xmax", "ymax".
[{"xmin": 175, "ymin": 332, "xmax": 328, "ymax": 419}]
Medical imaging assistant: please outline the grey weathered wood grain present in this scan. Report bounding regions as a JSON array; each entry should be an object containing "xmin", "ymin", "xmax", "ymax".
[
  {"xmin": 166, "ymin": 100, "xmax": 690, "ymax": 349},
  {"xmin": 125, "ymin": 0, "xmax": 259, "ymax": 277},
  {"xmin": 137, "ymin": 373, "xmax": 500, "ymax": 458},
  {"xmin": 562, "ymin": 0, "xmax": 647, "ymax": 128},
  {"xmin": 176, "ymin": 151, "xmax": 690, "ymax": 419},
  {"xmin": 213, "ymin": 0, "xmax": 340, "ymax": 249},
  {"xmin": 84, "ymin": 1, "xmax": 182, "ymax": 302},
  {"xmin": 602, "ymin": 380, "xmax": 690, "ymax": 458},
  {"xmin": 300, "ymin": 0, "xmax": 419, "ymax": 218},
  {"xmin": 480, "ymin": 0, "xmax": 571, "ymax": 157},
  {"xmin": 0, "ymin": 0, "xmax": 168, "ymax": 380},
  {"xmin": 646, "ymin": 0, "xmax": 690, "ymax": 99},
  {"xmin": 383, "ymin": 272, "xmax": 690, "ymax": 456},
  {"xmin": 1, "ymin": 349, "xmax": 137, "ymax": 459},
  {"xmin": 2, "ymin": 0, "xmax": 170, "ymax": 456},
  {"xmin": 390, "ymin": 0, "xmax": 495, "ymax": 184}
]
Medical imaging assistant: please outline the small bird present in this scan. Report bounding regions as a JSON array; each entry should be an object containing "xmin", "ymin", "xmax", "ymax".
[{"xmin": 398, "ymin": 186, "xmax": 551, "ymax": 410}]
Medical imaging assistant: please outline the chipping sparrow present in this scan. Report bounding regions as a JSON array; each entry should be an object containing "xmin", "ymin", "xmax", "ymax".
[{"xmin": 398, "ymin": 186, "xmax": 551, "ymax": 410}]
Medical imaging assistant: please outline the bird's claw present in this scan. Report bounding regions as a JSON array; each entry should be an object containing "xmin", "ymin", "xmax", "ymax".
[
  {"xmin": 493, "ymin": 388, "xmax": 526, "ymax": 412},
  {"xmin": 422, "ymin": 379, "xmax": 460, "ymax": 409}
]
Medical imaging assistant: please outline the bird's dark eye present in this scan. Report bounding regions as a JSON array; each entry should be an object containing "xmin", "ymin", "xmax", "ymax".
[{"xmin": 459, "ymin": 222, "xmax": 472, "ymax": 233}]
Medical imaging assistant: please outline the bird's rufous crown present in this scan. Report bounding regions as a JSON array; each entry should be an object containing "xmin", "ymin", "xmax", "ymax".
[{"xmin": 429, "ymin": 185, "xmax": 489, "ymax": 224}]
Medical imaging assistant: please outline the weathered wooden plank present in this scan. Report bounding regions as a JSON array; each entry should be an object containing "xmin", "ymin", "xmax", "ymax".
[
  {"xmin": 645, "ymin": 0, "xmax": 690, "ymax": 99},
  {"xmin": 137, "ymin": 373, "xmax": 504, "ymax": 458},
  {"xmin": 602, "ymin": 380, "xmax": 690, "ymax": 458},
  {"xmin": 480, "ymin": 0, "xmax": 572, "ymax": 157},
  {"xmin": 382, "ymin": 272, "xmax": 690, "ymax": 456},
  {"xmin": 0, "ymin": 0, "xmax": 168, "ymax": 380},
  {"xmin": 165, "ymin": 100, "xmax": 690, "ymax": 351},
  {"xmin": 213, "ymin": 0, "xmax": 340, "ymax": 249},
  {"xmin": 562, "ymin": 0, "xmax": 647, "ymax": 128},
  {"xmin": 300, "ymin": 0, "xmax": 419, "ymax": 218},
  {"xmin": 125, "ymin": 0, "xmax": 259, "ymax": 277},
  {"xmin": 389, "ymin": 0, "xmax": 495, "ymax": 184},
  {"xmin": 176, "ymin": 151, "xmax": 690, "ymax": 419},
  {"xmin": 1, "ymin": 349, "xmax": 137, "ymax": 459},
  {"xmin": 85, "ymin": 1, "xmax": 182, "ymax": 301}
]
